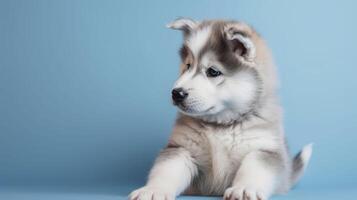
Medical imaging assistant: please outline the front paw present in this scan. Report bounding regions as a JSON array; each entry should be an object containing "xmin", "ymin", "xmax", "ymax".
[
  {"xmin": 224, "ymin": 186, "xmax": 267, "ymax": 200},
  {"xmin": 129, "ymin": 186, "xmax": 175, "ymax": 200}
]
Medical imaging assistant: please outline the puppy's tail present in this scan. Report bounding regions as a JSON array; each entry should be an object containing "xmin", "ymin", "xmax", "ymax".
[{"xmin": 290, "ymin": 143, "xmax": 313, "ymax": 187}]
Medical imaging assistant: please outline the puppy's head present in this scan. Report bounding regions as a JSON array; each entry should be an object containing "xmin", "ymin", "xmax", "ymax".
[{"xmin": 168, "ymin": 18, "xmax": 274, "ymax": 124}]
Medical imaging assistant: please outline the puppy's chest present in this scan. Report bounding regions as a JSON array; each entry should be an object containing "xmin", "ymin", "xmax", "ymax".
[
  {"xmin": 187, "ymin": 127, "xmax": 255, "ymax": 193},
  {"xmin": 195, "ymin": 128, "xmax": 249, "ymax": 165}
]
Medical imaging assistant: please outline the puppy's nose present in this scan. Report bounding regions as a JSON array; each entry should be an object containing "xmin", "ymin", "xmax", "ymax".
[{"xmin": 172, "ymin": 88, "xmax": 188, "ymax": 103}]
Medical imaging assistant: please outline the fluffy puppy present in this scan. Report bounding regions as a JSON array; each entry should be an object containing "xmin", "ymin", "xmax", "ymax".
[{"xmin": 129, "ymin": 18, "xmax": 312, "ymax": 200}]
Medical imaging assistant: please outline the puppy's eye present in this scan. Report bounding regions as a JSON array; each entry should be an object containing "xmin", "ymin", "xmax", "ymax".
[
  {"xmin": 206, "ymin": 67, "xmax": 222, "ymax": 77},
  {"xmin": 186, "ymin": 63, "xmax": 191, "ymax": 70}
]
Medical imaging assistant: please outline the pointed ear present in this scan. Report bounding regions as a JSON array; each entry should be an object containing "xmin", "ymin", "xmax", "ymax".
[
  {"xmin": 167, "ymin": 18, "xmax": 198, "ymax": 36},
  {"xmin": 224, "ymin": 25, "xmax": 256, "ymax": 62}
]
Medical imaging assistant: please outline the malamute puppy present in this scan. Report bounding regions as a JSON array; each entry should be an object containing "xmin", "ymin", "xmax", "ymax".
[{"xmin": 129, "ymin": 18, "xmax": 312, "ymax": 200}]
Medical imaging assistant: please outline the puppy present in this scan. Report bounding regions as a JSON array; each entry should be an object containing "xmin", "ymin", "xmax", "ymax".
[{"xmin": 129, "ymin": 18, "xmax": 312, "ymax": 200}]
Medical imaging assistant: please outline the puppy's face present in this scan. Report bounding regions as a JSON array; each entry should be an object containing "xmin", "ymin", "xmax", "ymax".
[{"xmin": 169, "ymin": 19, "xmax": 262, "ymax": 122}]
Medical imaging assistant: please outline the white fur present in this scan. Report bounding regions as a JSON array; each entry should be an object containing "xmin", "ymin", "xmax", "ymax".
[
  {"xmin": 301, "ymin": 143, "xmax": 313, "ymax": 165},
  {"xmin": 224, "ymin": 151, "xmax": 277, "ymax": 200},
  {"xmin": 186, "ymin": 27, "xmax": 212, "ymax": 58},
  {"xmin": 129, "ymin": 149, "xmax": 197, "ymax": 200},
  {"xmin": 166, "ymin": 18, "xmax": 197, "ymax": 31}
]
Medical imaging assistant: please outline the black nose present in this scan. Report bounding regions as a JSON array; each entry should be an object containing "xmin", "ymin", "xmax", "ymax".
[{"xmin": 172, "ymin": 88, "xmax": 188, "ymax": 103}]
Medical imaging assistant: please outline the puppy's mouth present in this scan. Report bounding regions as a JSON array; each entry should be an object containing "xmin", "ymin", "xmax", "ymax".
[{"xmin": 175, "ymin": 103, "xmax": 215, "ymax": 116}]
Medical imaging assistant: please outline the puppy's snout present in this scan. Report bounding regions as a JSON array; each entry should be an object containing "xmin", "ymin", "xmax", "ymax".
[{"xmin": 172, "ymin": 88, "xmax": 188, "ymax": 104}]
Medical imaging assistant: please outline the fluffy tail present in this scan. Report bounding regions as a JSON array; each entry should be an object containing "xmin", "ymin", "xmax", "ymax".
[{"xmin": 290, "ymin": 143, "xmax": 313, "ymax": 187}]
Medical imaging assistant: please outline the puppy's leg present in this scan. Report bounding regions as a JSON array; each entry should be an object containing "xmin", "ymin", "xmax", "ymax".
[
  {"xmin": 224, "ymin": 150, "xmax": 283, "ymax": 200},
  {"xmin": 129, "ymin": 147, "xmax": 197, "ymax": 200}
]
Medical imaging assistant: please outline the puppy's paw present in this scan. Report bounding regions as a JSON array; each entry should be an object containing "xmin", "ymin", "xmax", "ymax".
[
  {"xmin": 223, "ymin": 186, "xmax": 267, "ymax": 200},
  {"xmin": 129, "ymin": 186, "xmax": 175, "ymax": 200}
]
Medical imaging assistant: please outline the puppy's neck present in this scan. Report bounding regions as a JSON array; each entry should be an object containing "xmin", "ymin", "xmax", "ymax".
[{"xmin": 178, "ymin": 94, "xmax": 280, "ymax": 128}]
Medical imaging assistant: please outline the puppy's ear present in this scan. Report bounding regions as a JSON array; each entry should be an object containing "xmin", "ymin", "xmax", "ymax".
[
  {"xmin": 224, "ymin": 24, "xmax": 256, "ymax": 62},
  {"xmin": 167, "ymin": 18, "xmax": 198, "ymax": 36}
]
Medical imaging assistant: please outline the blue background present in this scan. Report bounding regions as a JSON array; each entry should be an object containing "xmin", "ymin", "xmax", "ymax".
[{"xmin": 1, "ymin": 0, "xmax": 356, "ymax": 199}]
